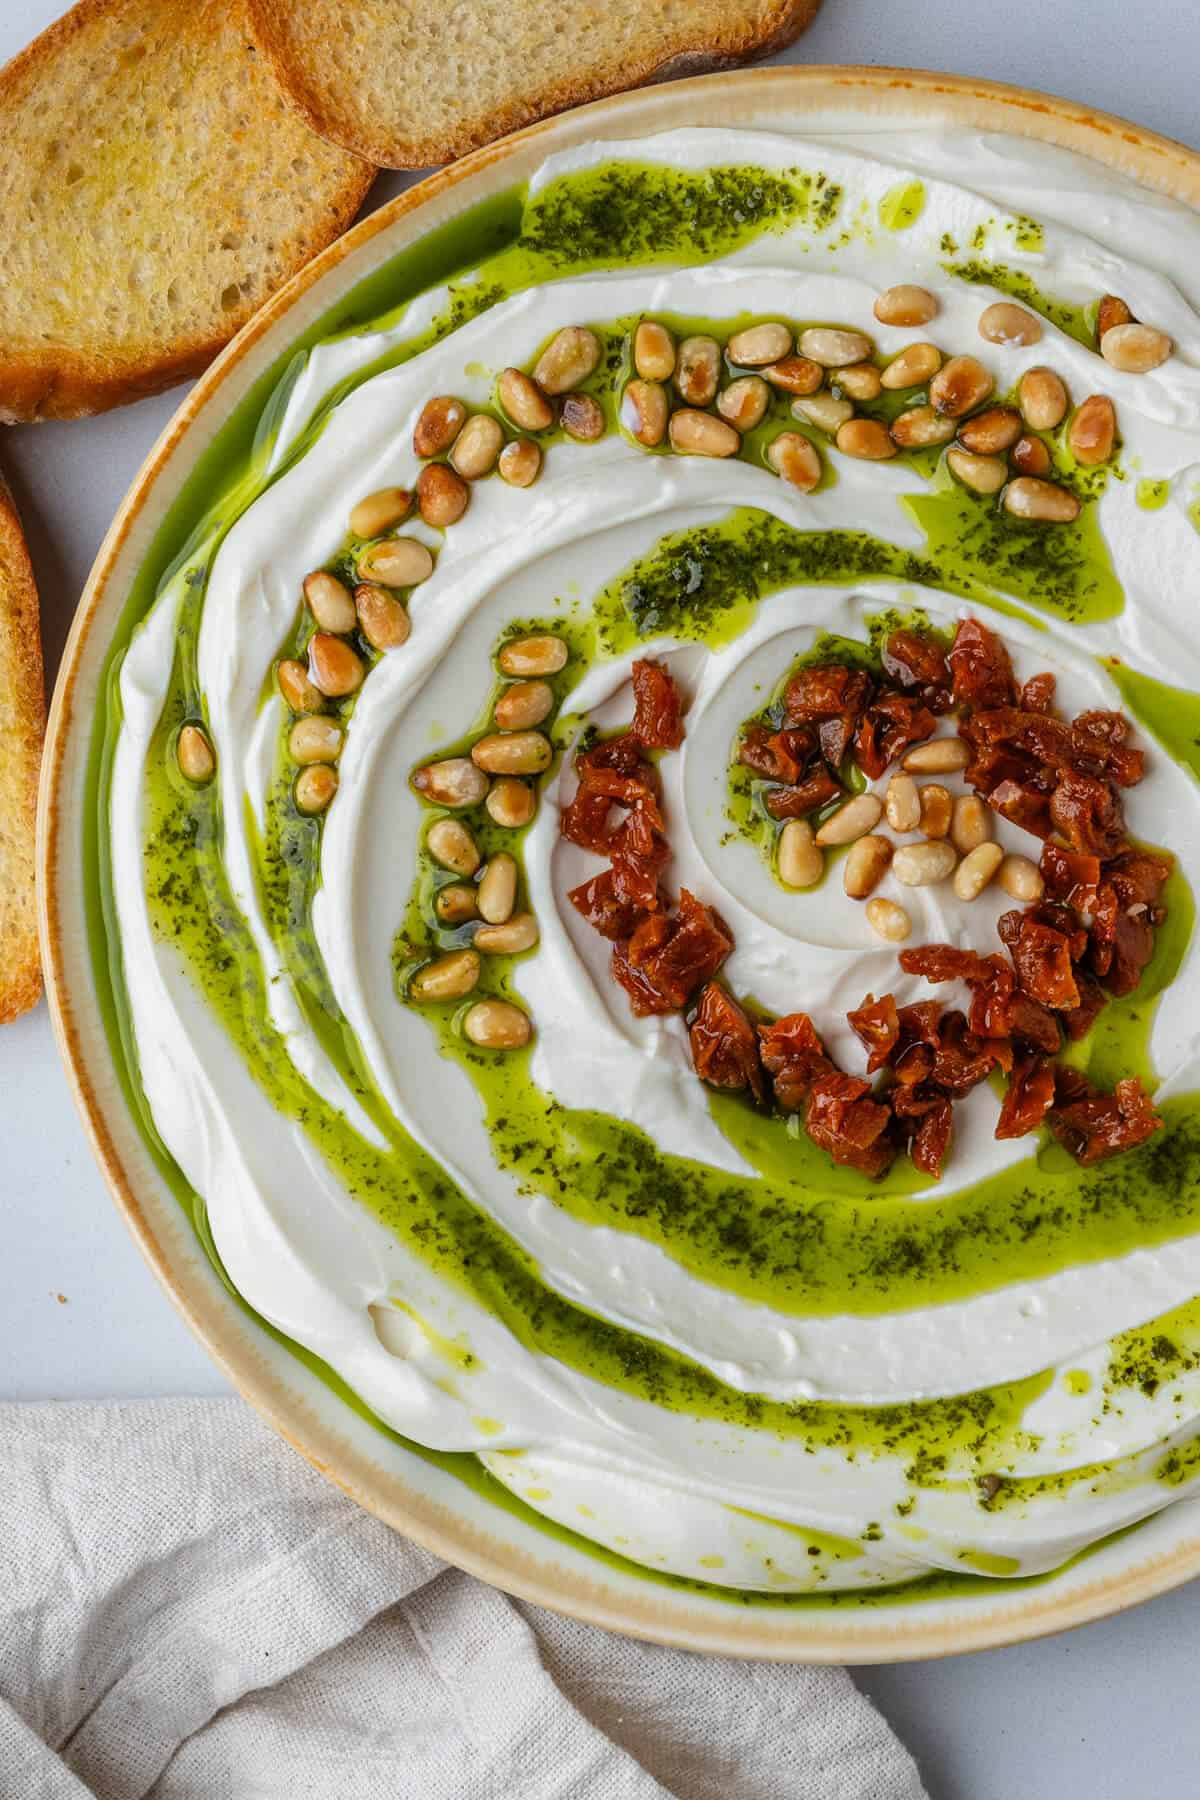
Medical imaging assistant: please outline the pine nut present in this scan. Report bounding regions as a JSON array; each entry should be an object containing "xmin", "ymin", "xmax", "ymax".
[
  {"xmin": 358, "ymin": 536, "xmax": 435, "ymax": 587},
  {"xmin": 463, "ymin": 998, "xmax": 532, "ymax": 1048},
  {"xmin": 762, "ymin": 356, "xmax": 823, "ymax": 396},
  {"xmin": 486, "ymin": 777, "xmax": 536, "ymax": 828},
  {"xmin": 894, "ymin": 839, "xmax": 957, "ymax": 886},
  {"xmin": 793, "ymin": 391, "xmax": 853, "ymax": 433},
  {"xmin": 676, "ymin": 336, "xmax": 721, "ymax": 405},
  {"xmin": 416, "ymin": 463, "xmax": 470, "ymax": 527},
  {"xmin": 953, "ymin": 840, "xmax": 1004, "ymax": 900},
  {"xmin": 874, "ymin": 284, "xmax": 939, "ymax": 327},
  {"xmin": 1100, "ymin": 322, "xmax": 1171, "ymax": 373},
  {"xmin": 997, "ymin": 853, "xmax": 1045, "ymax": 901},
  {"xmin": 885, "ymin": 772, "xmax": 921, "ymax": 832},
  {"xmin": 534, "ymin": 326, "xmax": 601, "ymax": 394},
  {"xmin": 414, "ymin": 396, "xmax": 467, "ymax": 459},
  {"xmin": 890, "ymin": 405, "xmax": 957, "ymax": 449},
  {"xmin": 946, "ymin": 448, "xmax": 1008, "ymax": 495},
  {"xmin": 951, "ymin": 793, "xmax": 993, "ymax": 854},
  {"xmin": 303, "ymin": 569, "xmax": 357, "ymax": 634},
  {"xmin": 1003, "ymin": 477, "xmax": 1080, "ymax": 523},
  {"xmin": 277, "ymin": 658, "xmax": 324, "ymax": 714},
  {"xmin": 411, "ymin": 949, "xmax": 480, "ymax": 1003},
  {"xmin": 866, "ymin": 897, "xmax": 912, "ymax": 942},
  {"xmin": 1018, "ymin": 367, "xmax": 1069, "ymax": 431},
  {"xmin": 450, "ymin": 413, "xmax": 504, "ymax": 479},
  {"xmin": 844, "ymin": 834, "xmax": 893, "ymax": 899},
  {"xmin": 717, "ymin": 376, "xmax": 770, "ymax": 432},
  {"xmin": 309, "ymin": 632, "xmax": 364, "ymax": 697},
  {"xmin": 930, "ymin": 355, "xmax": 993, "ymax": 417},
  {"xmin": 288, "ymin": 715, "xmax": 343, "ymax": 764},
  {"xmin": 494, "ymin": 680, "xmax": 553, "ymax": 730},
  {"xmin": 1097, "ymin": 294, "xmax": 1134, "ymax": 339},
  {"xmin": 835, "ymin": 362, "xmax": 883, "ymax": 401},
  {"xmin": 295, "ymin": 764, "xmax": 337, "ymax": 815},
  {"xmin": 435, "ymin": 883, "xmax": 479, "ymax": 924},
  {"xmin": 498, "ymin": 635, "xmax": 568, "ymax": 676},
  {"xmin": 814, "ymin": 792, "xmax": 883, "ymax": 846},
  {"xmin": 836, "ymin": 418, "xmax": 897, "ymax": 461},
  {"xmin": 1011, "ymin": 434, "xmax": 1051, "ymax": 477},
  {"xmin": 669, "ymin": 409, "xmax": 740, "ymax": 458},
  {"xmin": 427, "ymin": 817, "xmax": 481, "ymax": 875},
  {"xmin": 917, "ymin": 783, "xmax": 953, "ymax": 839},
  {"xmin": 475, "ymin": 912, "xmax": 540, "ymax": 954},
  {"xmin": 349, "ymin": 487, "xmax": 412, "ymax": 539},
  {"xmin": 634, "ymin": 321, "xmax": 676, "ymax": 381},
  {"xmin": 177, "ymin": 723, "xmax": 214, "ymax": 783},
  {"xmin": 800, "ymin": 327, "xmax": 873, "ymax": 368},
  {"xmin": 561, "ymin": 393, "xmax": 605, "ymax": 442},
  {"xmin": 622, "ymin": 379, "xmax": 669, "ymax": 446},
  {"xmin": 498, "ymin": 368, "xmax": 554, "ymax": 431},
  {"xmin": 498, "ymin": 439, "xmax": 542, "ymax": 487},
  {"xmin": 355, "ymin": 583, "xmax": 410, "ymax": 651},
  {"xmin": 766, "ymin": 431, "xmax": 821, "ymax": 491},
  {"xmin": 957, "ymin": 406, "xmax": 1023, "ymax": 455},
  {"xmin": 979, "ymin": 302, "xmax": 1042, "ymax": 346},
  {"xmin": 727, "ymin": 322, "xmax": 792, "ymax": 367},
  {"xmin": 777, "ymin": 818, "xmax": 822, "ymax": 888},
  {"xmin": 477, "ymin": 852, "xmax": 518, "ymax": 924},
  {"xmin": 1068, "ymin": 395, "xmax": 1116, "ymax": 466},
  {"xmin": 415, "ymin": 760, "xmax": 490, "ymax": 810},
  {"xmin": 880, "ymin": 342, "xmax": 942, "ymax": 390},
  {"xmin": 472, "ymin": 731, "xmax": 552, "ymax": 775}
]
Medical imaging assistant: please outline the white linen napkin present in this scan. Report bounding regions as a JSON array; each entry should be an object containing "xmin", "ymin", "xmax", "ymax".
[{"xmin": 0, "ymin": 1399, "xmax": 926, "ymax": 1799}]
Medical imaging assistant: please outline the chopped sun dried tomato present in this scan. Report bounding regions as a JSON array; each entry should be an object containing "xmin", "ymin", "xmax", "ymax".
[
  {"xmin": 1049, "ymin": 1070, "xmax": 1163, "ymax": 1165},
  {"xmin": 738, "ymin": 724, "xmax": 817, "ymax": 786},
  {"xmin": 611, "ymin": 939, "xmax": 676, "ymax": 1015},
  {"xmin": 1020, "ymin": 671, "xmax": 1057, "ymax": 714},
  {"xmin": 899, "ymin": 944, "xmax": 1001, "ymax": 986},
  {"xmin": 689, "ymin": 983, "xmax": 766, "ymax": 1102},
  {"xmin": 763, "ymin": 768, "xmax": 843, "ymax": 820},
  {"xmin": 568, "ymin": 870, "xmax": 650, "ymax": 941},
  {"xmin": 948, "ymin": 617, "xmax": 1017, "ymax": 711},
  {"xmin": 575, "ymin": 732, "xmax": 645, "ymax": 778},
  {"xmin": 619, "ymin": 889, "xmax": 732, "ymax": 1014},
  {"xmin": 989, "ymin": 778, "xmax": 1053, "ymax": 839},
  {"xmin": 758, "ymin": 1011, "xmax": 834, "ymax": 1111},
  {"xmin": 1060, "ymin": 969, "xmax": 1108, "ymax": 1041},
  {"xmin": 805, "ymin": 1072, "xmax": 897, "ymax": 1178},
  {"xmin": 1105, "ymin": 907, "xmax": 1159, "ymax": 998},
  {"xmin": 1069, "ymin": 712, "xmax": 1145, "ymax": 787},
  {"xmin": 882, "ymin": 629, "xmax": 951, "ymax": 706},
  {"xmin": 785, "ymin": 664, "xmax": 874, "ymax": 724},
  {"xmin": 1040, "ymin": 841, "xmax": 1102, "ymax": 909},
  {"xmin": 560, "ymin": 784, "xmax": 614, "ymax": 852},
  {"xmin": 1106, "ymin": 847, "xmax": 1172, "ymax": 909},
  {"xmin": 995, "ymin": 1054, "xmax": 1057, "ymax": 1139},
  {"xmin": 1049, "ymin": 772, "xmax": 1125, "ymax": 857},
  {"xmin": 847, "ymin": 993, "xmax": 901, "ymax": 1072},
  {"xmin": 582, "ymin": 765, "xmax": 663, "ymax": 812},
  {"xmin": 928, "ymin": 1011, "xmax": 1004, "ymax": 1096},
  {"xmin": 905, "ymin": 1092, "xmax": 954, "ymax": 1179},
  {"xmin": 854, "ymin": 693, "xmax": 937, "ymax": 780},
  {"xmin": 1003, "ymin": 993, "xmax": 1063, "ymax": 1055},
  {"xmin": 630, "ymin": 658, "xmax": 686, "ymax": 750},
  {"xmin": 608, "ymin": 804, "xmax": 670, "ymax": 910},
  {"xmin": 1003, "ymin": 913, "xmax": 1081, "ymax": 1011}
]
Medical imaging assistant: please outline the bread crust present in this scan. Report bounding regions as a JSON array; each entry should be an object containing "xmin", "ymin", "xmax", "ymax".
[
  {"xmin": 0, "ymin": 472, "xmax": 45, "ymax": 1023},
  {"xmin": 246, "ymin": 0, "xmax": 822, "ymax": 170}
]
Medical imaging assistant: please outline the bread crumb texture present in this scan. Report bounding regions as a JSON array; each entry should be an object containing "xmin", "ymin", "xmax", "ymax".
[{"xmin": 0, "ymin": 476, "xmax": 44, "ymax": 1022}]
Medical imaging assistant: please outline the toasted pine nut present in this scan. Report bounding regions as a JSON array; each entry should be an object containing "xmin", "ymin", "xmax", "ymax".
[
  {"xmin": 844, "ymin": 834, "xmax": 893, "ymax": 899},
  {"xmin": 472, "ymin": 730, "xmax": 552, "ymax": 775},
  {"xmin": 355, "ymin": 583, "xmax": 410, "ymax": 651},
  {"xmin": 427, "ymin": 817, "xmax": 481, "ymax": 875},
  {"xmin": 767, "ymin": 430, "xmax": 821, "ymax": 491},
  {"xmin": 498, "ymin": 634, "xmax": 568, "ymax": 676},
  {"xmin": 880, "ymin": 342, "xmax": 941, "ymax": 390},
  {"xmin": 475, "ymin": 912, "xmax": 540, "ymax": 954},
  {"xmin": 957, "ymin": 406, "xmax": 1023, "ymax": 455},
  {"xmin": 634, "ymin": 321, "xmax": 676, "ymax": 381},
  {"xmin": 295, "ymin": 764, "xmax": 337, "ymax": 815},
  {"xmin": 177, "ymin": 723, "xmax": 214, "ymax": 783},
  {"xmin": 288, "ymin": 715, "xmax": 343, "ymax": 764},
  {"xmin": 951, "ymin": 793, "xmax": 993, "ymax": 855},
  {"xmin": 1100, "ymin": 322, "xmax": 1171, "ymax": 373},
  {"xmin": 728, "ymin": 322, "xmax": 792, "ymax": 366},
  {"xmin": 800, "ymin": 326, "xmax": 873, "ymax": 367},
  {"xmin": 866, "ymin": 896, "xmax": 912, "ymax": 942},
  {"xmin": 762, "ymin": 355, "xmax": 823, "ymax": 396},
  {"xmin": 1068, "ymin": 395, "xmax": 1116, "ymax": 466},
  {"xmin": 998, "ymin": 853, "xmax": 1045, "ymax": 901},
  {"xmin": 1097, "ymin": 294, "xmax": 1134, "ymax": 339},
  {"xmin": 498, "ymin": 439, "xmax": 542, "ymax": 487},
  {"xmin": 413, "ymin": 396, "xmax": 467, "ymax": 459},
  {"xmin": 450, "ymin": 413, "xmax": 504, "ymax": 479},
  {"xmin": 875, "ymin": 284, "xmax": 939, "ymax": 327},
  {"xmin": 411, "ymin": 949, "xmax": 480, "ymax": 1003},
  {"xmin": 463, "ymin": 998, "xmax": 532, "ymax": 1048},
  {"xmin": 885, "ymin": 772, "xmax": 921, "ymax": 833},
  {"xmin": 953, "ymin": 841, "xmax": 1004, "ymax": 900},
  {"xmin": 793, "ymin": 391, "xmax": 853, "ymax": 433},
  {"xmin": 561, "ymin": 393, "xmax": 605, "ymax": 442},
  {"xmin": 277, "ymin": 658, "xmax": 324, "ymax": 714},
  {"xmin": 979, "ymin": 302, "xmax": 1042, "ymax": 346},
  {"xmin": 495, "ymin": 680, "xmax": 553, "ymax": 731},
  {"xmin": 1011, "ymin": 434, "xmax": 1051, "ymax": 477},
  {"xmin": 486, "ymin": 777, "xmax": 536, "ymax": 828},
  {"xmin": 669, "ymin": 409, "xmax": 740, "ymax": 458},
  {"xmin": 836, "ymin": 418, "xmax": 897, "ymax": 461},
  {"xmin": 303, "ymin": 569, "xmax": 357, "ymax": 634},
  {"xmin": 477, "ymin": 852, "xmax": 518, "ymax": 924},
  {"xmin": 415, "ymin": 760, "xmax": 490, "ymax": 810},
  {"xmin": 835, "ymin": 362, "xmax": 883, "ymax": 401},
  {"xmin": 1018, "ymin": 367, "xmax": 1069, "ymax": 431},
  {"xmin": 676, "ymin": 336, "xmax": 721, "ymax": 405},
  {"xmin": 416, "ymin": 462, "xmax": 470, "ymax": 527},
  {"xmin": 435, "ymin": 883, "xmax": 479, "ymax": 924},
  {"xmin": 534, "ymin": 326, "xmax": 601, "ymax": 394},
  {"xmin": 717, "ymin": 376, "xmax": 770, "ymax": 432},
  {"xmin": 498, "ymin": 367, "xmax": 554, "ymax": 431},
  {"xmin": 1003, "ymin": 476, "xmax": 1081, "ymax": 523},
  {"xmin": 309, "ymin": 632, "xmax": 364, "ymax": 697},
  {"xmin": 358, "ymin": 535, "xmax": 435, "ymax": 587},
  {"xmin": 919, "ymin": 783, "xmax": 953, "ymax": 838},
  {"xmin": 815, "ymin": 792, "xmax": 883, "ymax": 846},
  {"xmin": 622, "ymin": 379, "xmax": 669, "ymax": 446},
  {"xmin": 946, "ymin": 448, "xmax": 1008, "ymax": 495},
  {"xmin": 777, "ymin": 818, "xmax": 822, "ymax": 888},
  {"xmin": 930, "ymin": 355, "xmax": 993, "ymax": 418},
  {"xmin": 349, "ymin": 487, "xmax": 412, "ymax": 539},
  {"xmin": 894, "ymin": 839, "xmax": 957, "ymax": 886},
  {"xmin": 890, "ymin": 405, "xmax": 957, "ymax": 449}
]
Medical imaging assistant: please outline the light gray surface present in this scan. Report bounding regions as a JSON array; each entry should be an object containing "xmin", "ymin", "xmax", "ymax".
[{"xmin": 2, "ymin": 1, "xmax": 1198, "ymax": 1794}]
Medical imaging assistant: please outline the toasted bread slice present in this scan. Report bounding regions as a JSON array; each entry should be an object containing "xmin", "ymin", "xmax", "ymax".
[
  {"xmin": 0, "ymin": 472, "xmax": 44, "ymax": 1023},
  {"xmin": 0, "ymin": 0, "xmax": 374, "ymax": 422},
  {"xmin": 246, "ymin": 0, "xmax": 821, "ymax": 170}
]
